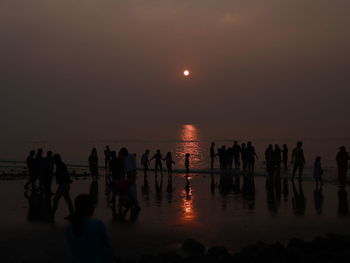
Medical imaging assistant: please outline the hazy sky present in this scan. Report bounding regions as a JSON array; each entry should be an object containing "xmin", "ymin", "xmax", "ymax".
[{"xmin": 1, "ymin": 0, "xmax": 350, "ymax": 143}]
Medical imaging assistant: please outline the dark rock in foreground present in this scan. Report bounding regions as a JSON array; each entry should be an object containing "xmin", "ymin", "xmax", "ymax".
[{"xmin": 130, "ymin": 234, "xmax": 350, "ymax": 263}]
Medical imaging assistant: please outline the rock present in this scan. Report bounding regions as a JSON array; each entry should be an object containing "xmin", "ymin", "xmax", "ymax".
[
  {"xmin": 206, "ymin": 246, "xmax": 228, "ymax": 257},
  {"xmin": 182, "ymin": 239, "xmax": 205, "ymax": 257}
]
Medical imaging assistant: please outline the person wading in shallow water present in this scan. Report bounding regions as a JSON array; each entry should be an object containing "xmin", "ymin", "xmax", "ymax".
[
  {"xmin": 67, "ymin": 194, "xmax": 115, "ymax": 263},
  {"xmin": 89, "ymin": 148, "xmax": 99, "ymax": 181},
  {"xmin": 165, "ymin": 152, "xmax": 175, "ymax": 174},
  {"xmin": 150, "ymin": 149, "xmax": 164, "ymax": 176},
  {"xmin": 210, "ymin": 142, "xmax": 216, "ymax": 169},
  {"xmin": 336, "ymin": 146, "xmax": 350, "ymax": 188},
  {"xmin": 291, "ymin": 141, "xmax": 305, "ymax": 181},
  {"xmin": 141, "ymin": 149, "xmax": 150, "ymax": 177},
  {"xmin": 51, "ymin": 154, "xmax": 74, "ymax": 221},
  {"xmin": 282, "ymin": 144, "xmax": 289, "ymax": 171},
  {"xmin": 185, "ymin": 153, "xmax": 191, "ymax": 175}
]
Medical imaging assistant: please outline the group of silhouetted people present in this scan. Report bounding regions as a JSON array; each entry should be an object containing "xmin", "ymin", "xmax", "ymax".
[
  {"xmin": 25, "ymin": 148, "xmax": 73, "ymax": 221},
  {"xmin": 210, "ymin": 141, "xmax": 260, "ymax": 172},
  {"xmin": 140, "ymin": 149, "xmax": 191, "ymax": 176}
]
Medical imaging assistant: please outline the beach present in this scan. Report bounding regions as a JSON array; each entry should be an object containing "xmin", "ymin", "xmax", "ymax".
[{"xmin": 1, "ymin": 170, "xmax": 350, "ymax": 262}]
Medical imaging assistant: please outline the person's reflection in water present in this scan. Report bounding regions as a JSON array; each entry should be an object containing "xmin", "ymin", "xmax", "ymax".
[
  {"xmin": 313, "ymin": 184, "xmax": 323, "ymax": 215},
  {"xmin": 155, "ymin": 174, "xmax": 163, "ymax": 204},
  {"xmin": 266, "ymin": 174, "xmax": 277, "ymax": 214},
  {"xmin": 166, "ymin": 175, "xmax": 173, "ymax": 202},
  {"xmin": 141, "ymin": 175, "xmax": 150, "ymax": 201},
  {"xmin": 338, "ymin": 188, "xmax": 348, "ymax": 216},
  {"xmin": 210, "ymin": 172, "xmax": 216, "ymax": 195},
  {"xmin": 89, "ymin": 181, "xmax": 98, "ymax": 206},
  {"xmin": 25, "ymin": 188, "xmax": 52, "ymax": 222},
  {"xmin": 52, "ymin": 154, "xmax": 74, "ymax": 221},
  {"xmin": 219, "ymin": 171, "xmax": 233, "ymax": 196},
  {"xmin": 242, "ymin": 173, "xmax": 255, "ymax": 210},
  {"xmin": 292, "ymin": 180, "xmax": 306, "ymax": 215},
  {"xmin": 275, "ymin": 174, "xmax": 282, "ymax": 203},
  {"xmin": 283, "ymin": 177, "xmax": 289, "ymax": 202},
  {"xmin": 233, "ymin": 174, "xmax": 241, "ymax": 194}
]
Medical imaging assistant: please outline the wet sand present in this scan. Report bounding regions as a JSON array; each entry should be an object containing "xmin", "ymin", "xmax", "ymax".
[{"xmin": 0, "ymin": 171, "xmax": 350, "ymax": 262}]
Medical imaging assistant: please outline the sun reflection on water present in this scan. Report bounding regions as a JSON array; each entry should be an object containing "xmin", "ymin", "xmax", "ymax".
[
  {"xmin": 181, "ymin": 177, "xmax": 196, "ymax": 221},
  {"xmin": 175, "ymin": 124, "xmax": 202, "ymax": 169}
]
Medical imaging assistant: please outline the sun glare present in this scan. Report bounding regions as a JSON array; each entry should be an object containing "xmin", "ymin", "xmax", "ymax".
[{"xmin": 183, "ymin": 70, "xmax": 190, "ymax": 76}]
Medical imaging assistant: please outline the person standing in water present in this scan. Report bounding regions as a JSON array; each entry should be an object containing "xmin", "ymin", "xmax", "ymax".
[
  {"xmin": 246, "ymin": 142, "xmax": 258, "ymax": 173},
  {"xmin": 241, "ymin": 143, "xmax": 247, "ymax": 171},
  {"xmin": 165, "ymin": 152, "xmax": 175, "ymax": 174},
  {"xmin": 291, "ymin": 141, "xmax": 305, "ymax": 180},
  {"xmin": 210, "ymin": 142, "xmax": 216, "ymax": 169},
  {"xmin": 185, "ymin": 153, "xmax": 190, "ymax": 175},
  {"xmin": 25, "ymin": 150, "xmax": 36, "ymax": 189},
  {"xmin": 274, "ymin": 144, "xmax": 282, "ymax": 175},
  {"xmin": 232, "ymin": 141, "xmax": 241, "ymax": 169},
  {"xmin": 52, "ymin": 154, "xmax": 74, "ymax": 220},
  {"xmin": 141, "ymin": 150, "xmax": 150, "ymax": 176},
  {"xmin": 43, "ymin": 151, "xmax": 54, "ymax": 195},
  {"xmin": 35, "ymin": 148, "xmax": 44, "ymax": 189},
  {"xmin": 282, "ymin": 144, "xmax": 288, "ymax": 171},
  {"xmin": 336, "ymin": 146, "xmax": 350, "ymax": 187},
  {"xmin": 150, "ymin": 149, "xmax": 164, "ymax": 176},
  {"xmin": 104, "ymin": 145, "xmax": 112, "ymax": 180},
  {"xmin": 313, "ymin": 156, "xmax": 323, "ymax": 186},
  {"xmin": 89, "ymin": 148, "xmax": 99, "ymax": 181},
  {"xmin": 67, "ymin": 194, "xmax": 114, "ymax": 263}
]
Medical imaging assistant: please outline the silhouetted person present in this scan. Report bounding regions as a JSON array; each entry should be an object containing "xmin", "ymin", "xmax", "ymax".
[
  {"xmin": 313, "ymin": 156, "xmax": 323, "ymax": 186},
  {"xmin": 150, "ymin": 149, "xmax": 163, "ymax": 176},
  {"xmin": 291, "ymin": 141, "xmax": 305, "ymax": 180},
  {"xmin": 25, "ymin": 150, "xmax": 36, "ymax": 189},
  {"xmin": 232, "ymin": 141, "xmax": 241, "ymax": 169},
  {"xmin": 274, "ymin": 144, "xmax": 282, "ymax": 172},
  {"xmin": 43, "ymin": 151, "xmax": 54, "ymax": 196},
  {"xmin": 336, "ymin": 146, "xmax": 350, "ymax": 187},
  {"xmin": 165, "ymin": 152, "xmax": 175, "ymax": 174},
  {"xmin": 67, "ymin": 194, "xmax": 114, "ymax": 263},
  {"xmin": 246, "ymin": 142, "xmax": 258, "ymax": 173},
  {"xmin": 35, "ymin": 148, "xmax": 44, "ymax": 189},
  {"xmin": 89, "ymin": 148, "xmax": 99, "ymax": 181},
  {"xmin": 52, "ymin": 154, "xmax": 74, "ymax": 220},
  {"xmin": 292, "ymin": 180, "xmax": 306, "ymax": 215},
  {"xmin": 104, "ymin": 145, "xmax": 111, "ymax": 172},
  {"xmin": 338, "ymin": 188, "xmax": 349, "ymax": 216},
  {"xmin": 141, "ymin": 149, "xmax": 150, "ymax": 176},
  {"xmin": 210, "ymin": 142, "xmax": 216, "ymax": 169},
  {"xmin": 109, "ymin": 151, "xmax": 125, "ymax": 183},
  {"xmin": 282, "ymin": 144, "xmax": 288, "ymax": 171},
  {"xmin": 313, "ymin": 184, "xmax": 323, "ymax": 215},
  {"xmin": 104, "ymin": 146, "xmax": 111, "ymax": 184},
  {"xmin": 115, "ymin": 177, "xmax": 141, "ymax": 218},
  {"xmin": 227, "ymin": 146, "xmax": 234, "ymax": 169},
  {"xmin": 241, "ymin": 143, "xmax": 247, "ymax": 171},
  {"xmin": 265, "ymin": 144, "xmax": 274, "ymax": 177},
  {"xmin": 185, "ymin": 153, "xmax": 190, "ymax": 175},
  {"xmin": 120, "ymin": 147, "xmax": 137, "ymax": 179},
  {"xmin": 218, "ymin": 146, "xmax": 227, "ymax": 170}
]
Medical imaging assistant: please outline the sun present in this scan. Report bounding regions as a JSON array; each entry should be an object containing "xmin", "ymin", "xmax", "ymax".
[{"xmin": 183, "ymin": 70, "xmax": 190, "ymax": 77}]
